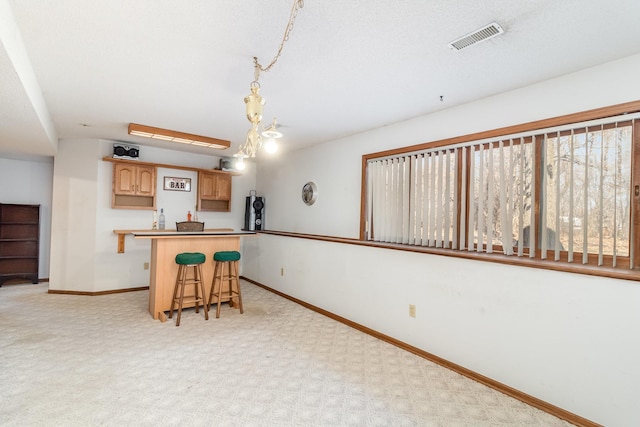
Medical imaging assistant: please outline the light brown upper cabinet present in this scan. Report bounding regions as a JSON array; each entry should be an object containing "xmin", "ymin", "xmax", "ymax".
[
  {"xmin": 197, "ymin": 171, "xmax": 231, "ymax": 212},
  {"xmin": 112, "ymin": 163, "xmax": 156, "ymax": 209}
]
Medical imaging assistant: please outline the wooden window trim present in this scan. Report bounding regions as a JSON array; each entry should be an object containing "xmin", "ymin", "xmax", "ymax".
[{"xmin": 360, "ymin": 100, "xmax": 640, "ymax": 278}]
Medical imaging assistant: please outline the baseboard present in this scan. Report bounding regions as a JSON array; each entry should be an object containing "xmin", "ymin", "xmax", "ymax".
[
  {"xmin": 241, "ymin": 276, "xmax": 601, "ymax": 427},
  {"xmin": 47, "ymin": 286, "xmax": 149, "ymax": 296}
]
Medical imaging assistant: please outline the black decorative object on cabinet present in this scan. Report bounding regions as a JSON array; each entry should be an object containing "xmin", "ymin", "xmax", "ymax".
[{"xmin": 0, "ymin": 203, "xmax": 39, "ymax": 286}]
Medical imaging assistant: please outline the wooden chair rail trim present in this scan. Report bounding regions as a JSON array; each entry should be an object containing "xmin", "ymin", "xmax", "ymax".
[
  {"xmin": 257, "ymin": 230, "xmax": 640, "ymax": 282},
  {"xmin": 243, "ymin": 276, "xmax": 602, "ymax": 427}
]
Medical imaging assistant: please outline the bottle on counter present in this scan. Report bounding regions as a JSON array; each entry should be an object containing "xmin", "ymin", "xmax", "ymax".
[
  {"xmin": 187, "ymin": 210, "xmax": 192, "ymax": 222},
  {"xmin": 193, "ymin": 208, "xmax": 198, "ymax": 222},
  {"xmin": 152, "ymin": 210, "xmax": 158, "ymax": 230},
  {"xmin": 159, "ymin": 208, "xmax": 165, "ymax": 230}
]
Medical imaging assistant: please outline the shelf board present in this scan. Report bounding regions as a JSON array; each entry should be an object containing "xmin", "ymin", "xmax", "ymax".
[
  {"xmin": 0, "ymin": 255, "xmax": 37, "ymax": 259},
  {"xmin": 102, "ymin": 156, "xmax": 240, "ymax": 176}
]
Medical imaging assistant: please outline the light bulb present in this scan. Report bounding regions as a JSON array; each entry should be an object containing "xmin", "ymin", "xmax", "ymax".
[
  {"xmin": 264, "ymin": 138, "xmax": 278, "ymax": 154},
  {"xmin": 235, "ymin": 158, "xmax": 245, "ymax": 170}
]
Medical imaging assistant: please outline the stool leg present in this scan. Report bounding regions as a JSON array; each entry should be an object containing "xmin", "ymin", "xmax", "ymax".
[
  {"xmin": 197, "ymin": 264, "xmax": 209, "ymax": 320},
  {"xmin": 233, "ymin": 260, "xmax": 243, "ymax": 314},
  {"xmin": 208, "ymin": 261, "xmax": 219, "ymax": 313},
  {"xmin": 169, "ymin": 265, "xmax": 183, "ymax": 319},
  {"xmin": 192, "ymin": 265, "xmax": 200, "ymax": 314},
  {"xmin": 175, "ymin": 264, "xmax": 188, "ymax": 326},
  {"xmin": 215, "ymin": 262, "xmax": 225, "ymax": 319}
]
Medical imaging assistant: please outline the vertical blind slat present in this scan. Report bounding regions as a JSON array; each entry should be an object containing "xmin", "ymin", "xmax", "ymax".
[
  {"xmin": 583, "ymin": 131, "xmax": 589, "ymax": 264},
  {"xmin": 555, "ymin": 131, "xmax": 561, "ymax": 261},
  {"xmin": 487, "ymin": 143, "xmax": 494, "ymax": 253},
  {"xmin": 498, "ymin": 141, "xmax": 507, "ymax": 254},
  {"xmin": 408, "ymin": 155, "xmax": 416, "ymax": 244},
  {"xmin": 444, "ymin": 149, "xmax": 451, "ymax": 248},
  {"xmin": 371, "ymin": 161, "xmax": 378, "ymax": 241},
  {"xmin": 383, "ymin": 160, "xmax": 390, "ymax": 242},
  {"xmin": 437, "ymin": 152, "xmax": 444, "ymax": 246},
  {"xmin": 477, "ymin": 145, "xmax": 485, "ymax": 253},
  {"xmin": 393, "ymin": 158, "xmax": 401, "ymax": 243},
  {"xmin": 613, "ymin": 124, "xmax": 619, "ymax": 267},
  {"xmin": 506, "ymin": 139, "xmax": 515, "ymax": 255},
  {"xmin": 598, "ymin": 126, "xmax": 605, "ymax": 266},
  {"xmin": 529, "ymin": 138, "xmax": 536, "ymax": 258},
  {"xmin": 384, "ymin": 159, "xmax": 391, "ymax": 242},
  {"xmin": 395, "ymin": 158, "xmax": 403, "ymax": 244},
  {"xmin": 422, "ymin": 155, "xmax": 428, "ymax": 245},
  {"xmin": 518, "ymin": 139, "xmax": 525, "ymax": 256},
  {"xmin": 540, "ymin": 134, "xmax": 548, "ymax": 259},
  {"xmin": 568, "ymin": 130, "xmax": 574, "ymax": 262},
  {"xmin": 628, "ymin": 121, "xmax": 634, "ymax": 269},
  {"xmin": 374, "ymin": 160, "xmax": 381, "ymax": 241},
  {"xmin": 459, "ymin": 147, "xmax": 467, "ymax": 250},
  {"xmin": 551, "ymin": 132, "xmax": 560, "ymax": 261},
  {"xmin": 468, "ymin": 146, "xmax": 476, "ymax": 252},
  {"xmin": 452, "ymin": 149, "xmax": 459, "ymax": 250},
  {"xmin": 429, "ymin": 153, "xmax": 437, "ymax": 247}
]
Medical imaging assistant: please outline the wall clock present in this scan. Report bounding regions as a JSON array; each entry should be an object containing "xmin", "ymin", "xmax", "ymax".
[{"xmin": 302, "ymin": 181, "xmax": 318, "ymax": 206}]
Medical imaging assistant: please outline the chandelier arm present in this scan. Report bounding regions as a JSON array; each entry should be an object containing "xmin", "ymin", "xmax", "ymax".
[{"xmin": 254, "ymin": 0, "xmax": 304, "ymax": 74}]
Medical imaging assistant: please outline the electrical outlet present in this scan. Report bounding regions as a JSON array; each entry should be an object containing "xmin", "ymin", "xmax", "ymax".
[
  {"xmin": 409, "ymin": 304, "xmax": 416, "ymax": 318},
  {"xmin": 280, "ymin": 267, "xmax": 284, "ymax": 276},
  {"xmin": 144, "ymin": 262, "xmax": 149, "ymax": 270}
]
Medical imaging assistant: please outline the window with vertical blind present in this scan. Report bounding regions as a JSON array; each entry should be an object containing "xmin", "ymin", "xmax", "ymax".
[{"xmin": 361, "ymin": 102, "xmax": 640, "ymax": 274}]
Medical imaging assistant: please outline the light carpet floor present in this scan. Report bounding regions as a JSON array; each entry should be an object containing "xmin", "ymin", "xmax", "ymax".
[{"xmin": 0, "ymin": 281, "xmax": 572, "ymax": 427}]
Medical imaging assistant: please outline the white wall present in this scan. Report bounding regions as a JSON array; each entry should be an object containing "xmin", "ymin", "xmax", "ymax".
[
  {"xmin": 247, "ymin": 53, "xmax": 640, "ymax": 426},
  {"xmin": 49, "ymin": 139, "xmax": 255, "ymax": 292},
  {"xmin": 0, "ymin": 156, "xmax": 53, "ymax": 280}
]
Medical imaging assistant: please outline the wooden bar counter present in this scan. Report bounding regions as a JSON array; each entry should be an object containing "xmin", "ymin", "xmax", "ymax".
[{"xmin": 128, "ymin": 230, "xmax": 256, "ymax": 320}]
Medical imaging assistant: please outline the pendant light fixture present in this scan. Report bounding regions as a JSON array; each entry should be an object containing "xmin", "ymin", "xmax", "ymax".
[{"xmin": 234, "ymin": 0, "xmax": 304, "ymax": 169}]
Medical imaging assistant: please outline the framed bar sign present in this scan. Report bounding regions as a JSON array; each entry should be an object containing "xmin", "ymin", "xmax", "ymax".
[{"xmin": 163, "ymin": 176, "xmax": 191, "ymax": 192}]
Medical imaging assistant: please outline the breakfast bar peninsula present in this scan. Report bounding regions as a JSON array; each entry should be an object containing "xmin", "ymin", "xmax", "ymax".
[{"xmin": 123, "ymin": 229, "xmax": 256, "ymax": 320}]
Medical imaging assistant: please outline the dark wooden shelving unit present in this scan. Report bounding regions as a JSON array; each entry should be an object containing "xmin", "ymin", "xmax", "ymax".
[{"xmin": 0, "ymin": 203, "xmax": 40, "ymax": 286}]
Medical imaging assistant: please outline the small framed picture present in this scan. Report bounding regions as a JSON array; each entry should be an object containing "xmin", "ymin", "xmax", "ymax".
[{"xmin": 163, "ymin": 176, "xmax": 191, "ymax": 192}]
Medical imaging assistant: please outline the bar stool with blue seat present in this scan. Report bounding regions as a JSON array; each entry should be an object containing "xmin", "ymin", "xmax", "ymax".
[
  {"xmin": 208, "ymin": 251, "xmax": 243, "ymax": 318},
  {"xmin": 169, "ymin": 252, "xmax": 209, "ymax": 326}
]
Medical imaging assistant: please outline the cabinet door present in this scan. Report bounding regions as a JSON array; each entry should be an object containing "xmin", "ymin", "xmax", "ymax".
[
  {"xmin": 199, "ymin": 172, "xmax": 231, "ymax": 201},
  {"xmin": 136, "ymin": 165, "xmax": 156, "ymax": 196},
  {"xmin": 199, "ymin": 172, "xmax": 217, "ymax": 200},
  {"xmin": 113, "ymin": 164, "xmax": 136, "ymax": 195},
  {"xmin": 197, "ymin": 171, "xmax": 232, "ymax": 212},
  {"xmin": 111, "ymin": 162, "xmax": 157, "ymax": 209},
  {"xmin": 215, "ymin": 174, "xmax": 231, "ymax": 200}
]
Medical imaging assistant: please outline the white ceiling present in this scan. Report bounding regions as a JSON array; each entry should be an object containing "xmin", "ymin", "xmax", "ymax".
[{"xmin": 2, "ymin": 0, "xmax": 640, "ymax": 160}]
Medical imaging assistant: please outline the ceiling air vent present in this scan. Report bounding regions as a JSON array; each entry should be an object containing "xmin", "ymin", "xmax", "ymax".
[{"xmin": 448, "ymin": 22, "xmax": 504, "ymax": 51}]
